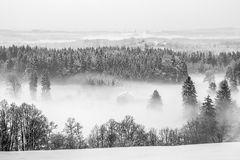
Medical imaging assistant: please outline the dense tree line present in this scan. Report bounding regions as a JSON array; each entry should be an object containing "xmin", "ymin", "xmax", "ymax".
[
  {"xmin": 0, "ymin": 46, "xmax": 239, "ymax": 83},
  {"xmin": 185, "ymin": 51, "xmax": 240, "ymax": 73},
  {"xmin": 181, "ymin": 76, "xmax": 239, "ymax": 143},
  {"xmin": 0, "ymin": 45, "xmax": 188, "ymax": 83}
]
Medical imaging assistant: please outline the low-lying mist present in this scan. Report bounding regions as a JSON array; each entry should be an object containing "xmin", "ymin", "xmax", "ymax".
[{"xmin": 0, "ymin": 74, "xmax": 239, "ymax": 136}]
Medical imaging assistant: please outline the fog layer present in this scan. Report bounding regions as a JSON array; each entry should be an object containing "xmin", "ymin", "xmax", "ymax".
[{"xmin": 0, "ymin": 74, "xmax": 239, "ymax": 136}]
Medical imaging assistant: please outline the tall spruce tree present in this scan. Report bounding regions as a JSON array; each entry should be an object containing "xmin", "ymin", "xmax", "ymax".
[
  {"xmin": 182, "ymin": 76, "xmax": 198, "ymax": 118},
  {"xmin": 199, "ymin": 96, "xmax": 219, "ymax": 143},
  {"xmin": 182, "ymin": 76, "xmax": 198, "ymax": 106},
  {"xmin": 215, "ymin": 80, "xmax": 232, "ymax": 110},
  {"xmin": 215, "ymin": 80, "xmax": 233, "ymax": 141},
  {"xmin": 41, "ymin": 70, "xmax": 51, "ymax": 99},
  {"xmin": 201, "ymin": 95, "xmax": 216, "ymax": 119},
  {"xmin": 29, "ymin": 71, "xmax": 38, "ymax": 99},
  {"xmin": 7, "ymin": 74, "xmax": 21, "ymax": 98}
]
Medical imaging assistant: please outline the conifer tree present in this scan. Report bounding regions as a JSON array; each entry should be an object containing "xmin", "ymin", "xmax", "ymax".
[
  {"xmin": 199, "ymin": 96, "xmax": 219, "ymax": 143},
  {"xmin": 215, "ymin": 80, "xmax": 231, "ymax": 110},
  {"xmin": 41, "ymin": 70, "xmax": 51, "ymax": 99},
  {"xmin": 29, "ymin": 71, "xmax": 38, "ymax": 99},
  {"xmin": 7, "ymin": 74, "xmax": 21, "ymax": 98},
  {"xmin": 148, "ymin": 90, "xmax": 162, "ymax": 109},
  {"xmin": 200, "ymin": 95, "xmax": 216, "ymax": 119},
  {"xmin": 182, "ymin": 76, "xmax": 198, "ymax": 118},
  {"xmin": 182, "ymin": 76, "xmax": 198, "ymax": 106},
  {"xmin": 215, "ymin": 80, "xmax": 233, "ymax": 141}
]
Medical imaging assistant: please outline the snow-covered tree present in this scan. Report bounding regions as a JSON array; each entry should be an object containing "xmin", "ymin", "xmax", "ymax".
[
  {"xmin": 182, "ymin": 76, "xmax": 198, "ymax": 106},
  {"xmin": 7, "ymin": 74, "xmax": 21, "ymax": 98},
  {"xmin": 182, "ymin": 76, "xmax": 198, "ymax": 118},
  {"xmin": 200, "ymin": 95, "xmax": 216, "ymax": 119},
  {"xmin": 215, "ymin": 80, "xmax": 233, "ymax": 141},
  {"xmin": 29, "ymin": 71, "xmax": 38, "ymax": 99},
  {"xmin": 215, "ymin": 80, "xmax": 232, "ymax": 110},
  {"xmin": 41, "ymin": 70, "xmax": 51, "ymax": 99}
]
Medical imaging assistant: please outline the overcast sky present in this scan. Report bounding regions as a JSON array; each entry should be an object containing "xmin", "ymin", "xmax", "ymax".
[{"xmin": 0, "ymin": 0, "xmax": 240, "ymax": 32}]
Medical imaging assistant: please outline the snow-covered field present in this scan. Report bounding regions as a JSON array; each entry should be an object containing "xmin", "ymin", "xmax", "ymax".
[{"xmin": 0, "ymin": 142, "xmax": 239, "ymax": 160}]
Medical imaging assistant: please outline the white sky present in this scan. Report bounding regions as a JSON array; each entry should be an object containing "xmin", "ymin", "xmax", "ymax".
[{"xmin": 0, "ymin": 0, "xmax": 240, "ymax": 31}]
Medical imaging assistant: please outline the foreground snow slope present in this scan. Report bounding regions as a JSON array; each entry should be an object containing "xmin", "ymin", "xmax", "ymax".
[{"xmin": 1, "ymin": 142, "xmax": 240, "ymax": 160}]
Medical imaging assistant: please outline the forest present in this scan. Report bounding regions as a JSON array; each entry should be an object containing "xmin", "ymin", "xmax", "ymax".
[{"xmin": 0, "ymin": 45, "xmax": 240, "ymax": 83}]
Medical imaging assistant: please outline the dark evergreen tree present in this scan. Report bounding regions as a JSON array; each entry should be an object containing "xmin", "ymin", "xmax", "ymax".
[
  {"xmin": 215, "ymin": 80, "xmax": 232, "ymax": 110},
  {"xmin": 199, "ymin": 96, "xmax": 218, "ymax": 143},
  {"xmin": 148, "ymin": 90, "xmax": 162, "ymax": 109},
  {"xmin": 29, "ymin": 71, "xmax": 38, "ymax": 99},
  {"xmin": 200, "ymin": 95, "xmax": 216, "ymax": 119},
  {"xmin": 182, "ymin": 76, "xmax": 198, "ymax": 118},
  {"xmin": 215, "ymin": 80, "xmax": 232, "ymax": 141},
  {"xmin": 7, "ymin": 74, "xmax": 21, "ymax": 98},
  {"xmin": 41, "ymin": 70, "xmax": 51, "ymax": 99},
  {"xmin": 182, "ymin": 76, "xmax": 198, "ymax": 106}
]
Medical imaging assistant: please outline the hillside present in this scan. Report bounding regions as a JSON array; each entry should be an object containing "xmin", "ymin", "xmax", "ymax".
[{"xmin": 1, "ymin": 142, "xmax": 239, "ymax": 160}]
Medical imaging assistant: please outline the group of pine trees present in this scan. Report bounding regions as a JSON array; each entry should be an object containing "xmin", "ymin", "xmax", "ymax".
[
  {"xmin": 0, "ymin": 45, "xmax": 240, "ymax": 82},
  {"xmin": 181, "ymin": 76, "xmax": 239, "ymax": 142},
  {"xmin": 1, "ymin": 45, "xmax": 240, "ymax": 84},
  {"xmin": 0, "ymin": 45, "xmax": 201, "ymax": 83},
  {"xmin": 185, "ymin": 51, "xmax": 240, "ymax": 73},
  {"xmin": 5, "ymin": 70, "xmax": 51, "ymax": 100}
]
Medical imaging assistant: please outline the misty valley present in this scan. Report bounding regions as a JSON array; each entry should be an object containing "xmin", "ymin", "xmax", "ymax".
[
  {"xmin": 0, "ymin": 73, "xmax": 239, "ymax": 135},
  {"xmin": 0, "ymin": 46, "xmax": 240, "ymax": 151}
]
